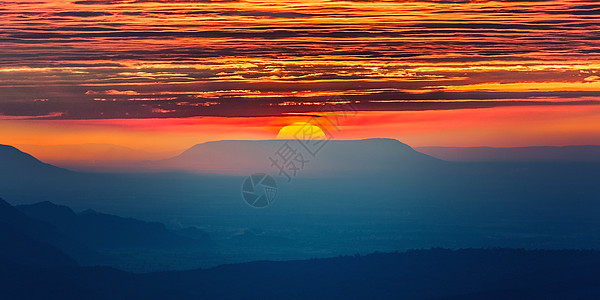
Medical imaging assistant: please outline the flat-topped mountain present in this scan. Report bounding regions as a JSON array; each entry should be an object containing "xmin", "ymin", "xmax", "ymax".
[{"xmin": 151, "ymin": 138, "xmax": 443, "ymax": 175}]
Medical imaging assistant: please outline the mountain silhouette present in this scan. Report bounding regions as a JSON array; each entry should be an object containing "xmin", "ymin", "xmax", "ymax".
[
  {"xmin": 0, "ymin": 144, "xmax": 78, "ymax": 203},
  {"xmin": 1, "ymin": 140, "xmax": 600, "ymax": 268}
]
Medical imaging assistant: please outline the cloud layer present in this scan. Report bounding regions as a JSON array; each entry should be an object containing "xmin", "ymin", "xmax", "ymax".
[{"xmin": 1, "ymin": 0, "xmax": 600, "ymax": 119}]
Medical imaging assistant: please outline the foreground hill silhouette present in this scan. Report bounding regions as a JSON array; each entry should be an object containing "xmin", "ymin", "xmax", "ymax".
[
  {"xmin": 0, "ymin": 198, "xmax": 211, "ymax": 270},
  {"xmin": 0, "ymin": 198, "xmax": 95, "ymax": 264},
  {"xmin": 1, "ymin": 248, "xmax": 600, "ymax": 299},
  {"xmin": 16, "ymin": 201, "xmax": 210, "ymax": 250}
]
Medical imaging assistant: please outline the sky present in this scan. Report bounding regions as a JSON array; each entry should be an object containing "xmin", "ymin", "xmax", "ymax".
[{"xmin": 1, "ymin": 0, "xmax": 600, "ymax": 153}]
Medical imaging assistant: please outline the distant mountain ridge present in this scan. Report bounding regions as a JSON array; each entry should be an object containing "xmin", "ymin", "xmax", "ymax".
[
  {"xmin": 7, "ymin": 141, "xmax": 600, "ymax": 174},
  {"xmin": 417, "ymin": 145, "xmax": 600, "ymax": 162},
  {"xmin": 13, "ymin": 143, "xmax": 180, "ymax": 172},
  {"xmin": 3, "ymin": 139, "xmax": 443, "ymax": 175}
]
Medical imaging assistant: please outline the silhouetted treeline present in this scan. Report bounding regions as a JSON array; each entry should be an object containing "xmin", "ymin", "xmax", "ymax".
[{"xmin": 1, "ymin": 248, "xmax": 600, "ymax": 299}]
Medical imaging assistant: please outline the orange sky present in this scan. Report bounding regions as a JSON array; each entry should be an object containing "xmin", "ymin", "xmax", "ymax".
[{"xmin": 3, "ymin": 105, "xmax": 599, "ymax": 158}]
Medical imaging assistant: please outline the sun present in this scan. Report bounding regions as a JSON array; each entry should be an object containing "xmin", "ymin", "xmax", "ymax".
[{"xmin": 276, "ymin": 122, "xmax": 326, "ymax": 139}]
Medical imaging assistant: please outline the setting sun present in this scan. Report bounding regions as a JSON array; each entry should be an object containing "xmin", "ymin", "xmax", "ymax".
[{"xmin": 276, "ymin": 122, "xmax": 327, "ymax": 140}]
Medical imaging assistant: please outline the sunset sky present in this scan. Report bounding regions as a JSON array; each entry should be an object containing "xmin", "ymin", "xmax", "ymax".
[{"xmin": 2, "ymin": 0, "xmax": 600, "ymax": 154}]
